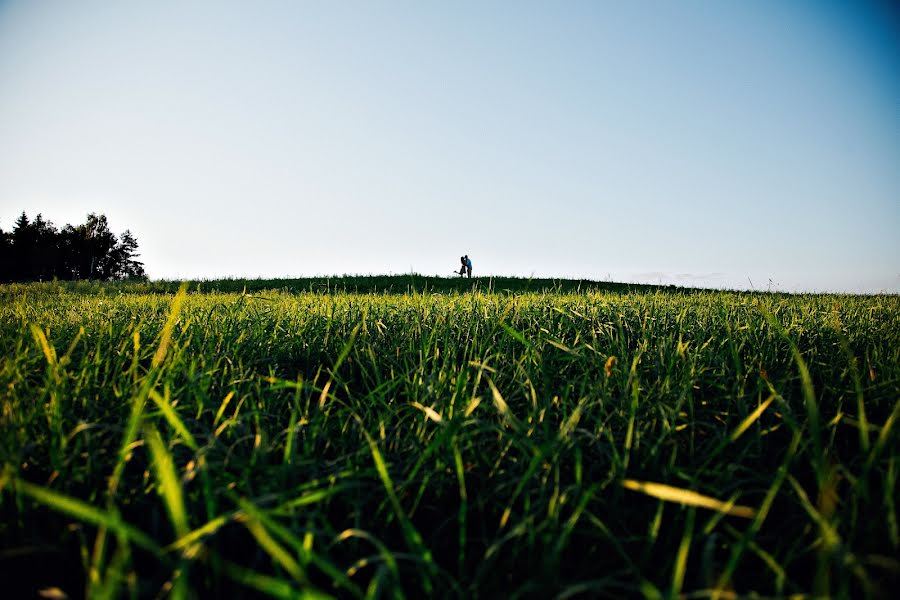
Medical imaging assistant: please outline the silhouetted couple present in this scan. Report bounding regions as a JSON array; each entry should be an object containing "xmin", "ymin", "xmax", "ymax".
[{"xmin": 458, "ymin": 255, "xmax": 472, "ymax": 278}]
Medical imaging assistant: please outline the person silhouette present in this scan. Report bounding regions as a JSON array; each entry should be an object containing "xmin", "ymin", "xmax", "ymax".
[
  {"xmin": 457, "ymin": 256, "xmax": 467, "ymax": 277},
  {"xmin": 464, "ymin": 255, "xmax": 472, "ymax": 278}
]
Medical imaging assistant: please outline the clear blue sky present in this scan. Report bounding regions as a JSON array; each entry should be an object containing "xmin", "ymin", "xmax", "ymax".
[{"xmin": 1, "ymin": 1, "xmax": 898, "ymax": 292}]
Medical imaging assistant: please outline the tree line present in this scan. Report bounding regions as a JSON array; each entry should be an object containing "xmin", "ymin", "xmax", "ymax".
[{"xmin": 0, "ymin": 212, "xmax": 146, "ymax": 282}]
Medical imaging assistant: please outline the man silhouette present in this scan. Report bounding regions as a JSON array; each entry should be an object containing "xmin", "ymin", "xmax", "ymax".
[{"xmin": 464, "ymin": 255, "xmax": 472, "ymax": 278}]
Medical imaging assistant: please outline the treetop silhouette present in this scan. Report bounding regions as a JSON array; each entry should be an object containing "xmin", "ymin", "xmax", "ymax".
[{"xmin": 0, "ymin": 211, "xmax": 145, "ymax": 282}]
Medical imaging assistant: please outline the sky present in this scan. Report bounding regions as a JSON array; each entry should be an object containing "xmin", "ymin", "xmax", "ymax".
[{"xmin": 0, "ymin": 1, "xmax": 898, "ymax": 292}]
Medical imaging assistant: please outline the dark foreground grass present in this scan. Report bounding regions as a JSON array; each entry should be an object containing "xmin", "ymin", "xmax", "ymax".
[{"xmin": 0, "ymin": 278, "xmax": 898, "ymax": 599}]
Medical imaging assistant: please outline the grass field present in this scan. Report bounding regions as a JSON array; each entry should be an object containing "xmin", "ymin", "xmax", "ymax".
[{"xmin": 1, "ymin": 277, "xmax": 898, "ymax": 599}]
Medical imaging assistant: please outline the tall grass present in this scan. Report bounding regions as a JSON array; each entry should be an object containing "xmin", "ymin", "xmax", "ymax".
[{"xmin": 1, "ymin": 279, "xmax": 897, "ymax": 598}]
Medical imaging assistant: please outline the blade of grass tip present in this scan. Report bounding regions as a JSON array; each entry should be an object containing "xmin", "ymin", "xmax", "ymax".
[
  {"xmin": 786, "ymin": 474, "xmax": 843, "ymax": 596},
  {"xmin": 336, "ymin": 529, "xmax": 404, "ymax": 600},
  {"xmin": 560, "ymin": 397, "xmax": 587, "ymax": 440},
  {"xmin": 144, "ymin": 425, "xmax": 190, "ymax": 539},
  {"xmin": 239, "ymin": 500, "xmax": 364, "ymax": 599},
  {"xmin": 331, "ymin": 323, "xmax": 361, "ymax": 376},
  {"xmin": 284, "ymin": 407, "xmax": 298, "ymax": 465},
  {"xmin": 500, "ymin": 322, "xmax": 531, "ymax": 349},
  {"xmin": 164, "ymin": 514, "xmax": 231, "ymax": 554},
  {"xmin": 318, "ymin": 380, "xmax": 332, "ymax": 410},
  {"xmin": 149, "ymin": 388, "xmax": 198, "ymax": 451},
  {"xmin": 236, "ymin": 498, "xmax": 311, "ymax": 583},
  {"xmin": 109, "ymin": 381, "xmax": 152, "ymax": 498},
  {"xmin": 639, "ymin": 579, "xmax": 663, "ymax": 600},
  {"xmin": 213, "ymin": 391, "xmax": 235, "ymax": 427},
  {"xmin": 89, "ymin": 523, "xmax": 109, "ymax": 593},
  {"xmin": 30, "ymin": 324, "xmax": 63, "ymax": 459},
  {"xmin": 463, "ymin": 395, "xmax": 481, "ymax": 418},
  {"xmin": 29, "ymin": 323, "xmax": 57, "ymax": 367},
  {"xmin": 273, "ymin": 484, "xmax": 357, "ymax": 512},
  {"xmin": 835, "ymin": 329, "xmax": 870, "ymax": 453},
  {"xmin": 670, "ymin": 507, "xmax": 696, "ymax": 598},
  {"xmin": 130, "ymin": 328, "xmax": 141, "ymax": 382},
  {"xmin": 214, "ymin": 555, "xmax": 333, "ymax": 600},
  {"xmin": 337, "ymin": 529, "xmax": 393, "ymax": 568},
  {"xmin": 647, "ymin": 496, "xmax": 665, "ymax": 549},
  {"xmin": 787, "ymin": 475, "xmax": 841, "ymax": 549},
  {"xmin": 758, "ymin": 305, "xmax": 823, "ymax": 485},
  {"xmin": 13, "ymin": 477, "xmax": 161, "ymax": 554},
  {"xmin": 61, "ymin": 325, "xmax": 85, "ymax": 367},
  {"xmin": 109, "ymin": 286, "xmax": 186, "ymax": 498},
  {"xmin": 90, "ymin": 530, "xmax": 132, "ymax": 600},
  {"xmin": 729, "ymin": 394, "xmax": 775, "ymax": 443},
  {"xmin": 621, "ymin": 480, "xmax": 755, "ymax": 519},
  {"xmin": 317, "ymin": 323, "xmax": 360, "ymax": 411},
  {"xmin": 408, "ymin": 401, "xmax": 443, "ymax": 425},
  {"xmin": 623, "ymin": 353, "xmax": 642, "ymax": 472},
  {"xmin": 152, "ymin": 283, "xmax": 188, "ymax": 368},
  {"xmin": 486, "ymin": 377, "xmax": 521, "ymax": 431},
  {"xmin": 364, "ymin": 565, "xmax": 389, "ymax": 600},
  {"xmin": 701, "ymin": 492, "xmax": 750, "ymax": 536},
  {"xmin": 353, "ymin": 414, "xmax": 436, "ymax": 593},
  {"xmin": 867, "ymin": 399, "xmax": 900, "ymax": 470}
]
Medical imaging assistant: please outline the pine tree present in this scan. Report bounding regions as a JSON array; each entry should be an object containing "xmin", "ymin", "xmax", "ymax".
[
  {"xmin": 116, "ymin": 230, "xmax": 146, "ymax": 279},
  {"xmin": 11, "ymin": 212, "xmax": 34, "ymax": 280}
]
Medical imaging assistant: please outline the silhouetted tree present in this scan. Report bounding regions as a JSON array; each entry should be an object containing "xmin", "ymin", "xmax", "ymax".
[
  {"xmin": 0, "ymin": 211, "xmax": 146, "ymax": 282},
  {"xmin": 10, "ymin": 212, "xmax": 32, "ymax": 281},
  {"xmin": 0, "ymin": 225, "xmax": 10, "ymax": 279},
  {"xmin": 31, "ymin": 214, "xmax": 60, "ymax": 281},
  {"xmin": 115, "ymin": 230, "xmax": 146, "ymax": 279}
]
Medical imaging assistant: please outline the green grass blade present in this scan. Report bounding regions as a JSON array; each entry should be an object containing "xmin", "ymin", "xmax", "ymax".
[
  {"xmin": 149, "ymin": 388, "xmax": 198, "ymax": 451},
  {"xmin": 354, "ymin": 414, "xmax": 435, "ymax": 593},
  {"xmin": 144, "ymin": 425, "xmax": 190, "ymax": 539},
  {"xmin": 152, "ymin": 283, "xmax": 187, "ymax": 367},
  {"xmin": 214, "ymin": 556, "xmax": 333, "ymax": 600},
  {"xmin": 729, "ymin": 394, "xmax": 775, "ymax": 442},
  {"xmin": 237, "ymin": 498, "xmax": 307, "ymax": 583},
  {"xmin": 13, "ymin": 478, "xmax": 160, "ymax": 554}
]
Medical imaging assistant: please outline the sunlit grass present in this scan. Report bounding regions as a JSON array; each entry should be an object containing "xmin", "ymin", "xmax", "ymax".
[{"xmin": 0, "ymin": 277, "xmax": 897, "ymax": 597}]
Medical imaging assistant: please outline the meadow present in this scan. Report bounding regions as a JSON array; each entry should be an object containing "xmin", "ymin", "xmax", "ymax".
[{"xmin": 1, "ymin": 277, "xmax": 897, "ymax": 599}]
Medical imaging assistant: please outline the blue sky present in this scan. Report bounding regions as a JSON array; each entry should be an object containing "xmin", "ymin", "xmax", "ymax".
[{"xmin": 0, "ymin": 1, "xmax": 897, "ymax": 292}]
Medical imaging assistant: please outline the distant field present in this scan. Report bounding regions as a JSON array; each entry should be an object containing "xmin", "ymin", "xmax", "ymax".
[
  {"xmin": 0, "ymin": 274, "xmax": 669, "ymax": 296},
  {"xmin": 1, "ymin": 277, "xmax": 897, "ymax": 598}
]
